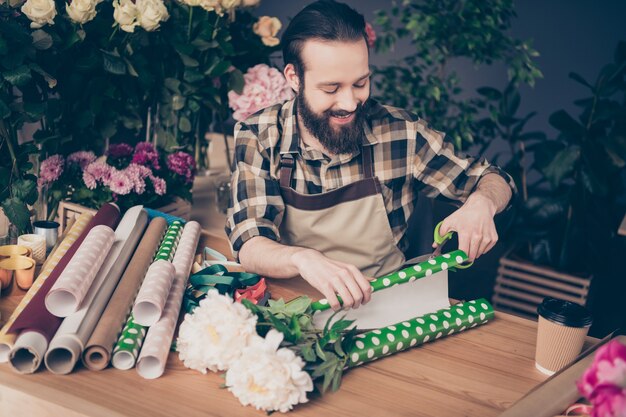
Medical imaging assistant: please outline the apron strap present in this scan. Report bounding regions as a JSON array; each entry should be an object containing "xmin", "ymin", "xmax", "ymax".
[
  {"xmin": 362, "ymin": 144, "xmax": 374, "ymax": 179},
  {"xmin": 279, "ymin": 153, "xmax": 295, "ymax": 188}
]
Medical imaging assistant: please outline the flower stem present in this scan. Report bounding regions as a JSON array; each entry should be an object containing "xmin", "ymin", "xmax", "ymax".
[{"xmin": 187, "ymin": 6, "xmax": 194, "ymax": 42}]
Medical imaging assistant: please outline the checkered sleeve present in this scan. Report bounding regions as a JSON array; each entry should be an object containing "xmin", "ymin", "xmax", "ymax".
[
  {"xmin": 411, "ymin": 119, "xmax": 517, "ymax": 205},
  {"xmin": 225, "ymin": 122, "xmax": 285, "ymax": 260}
]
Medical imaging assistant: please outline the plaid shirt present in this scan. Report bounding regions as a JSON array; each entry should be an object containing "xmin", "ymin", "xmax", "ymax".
[{"xmin": 226, "ymin": 98, "xmax": 515, "ymax": 259}]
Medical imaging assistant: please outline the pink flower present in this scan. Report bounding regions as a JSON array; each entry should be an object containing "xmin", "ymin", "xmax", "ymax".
[
  {"xmin": 149, "ymin": 174, "xmax": 166, "ymax": 195},
  {"xmin": 592, "ymin": 385, "xmax": 626, "ymax": 417},
  {"xmin": 132, "ymin": 142, "xmax": 160, "ymax": 170},
  {"xmin": 578, "ymin": 340, "xmax": 626, "ymax": 417},
  {"xmin": 228, "ymin": 64, "xmax": 295, "ymax": 122},
  {"xmin": 167, "ymin": 151, "xmax": 196, "ymax": 184},
  {"xmin": 67, "ymin": 151, "xmax": 96, "ymax": 169},
  {"xmin": 84, "ymin": 160, "xmax": 113, "ymax": 185},
  {"xmin": 123, "ymin": 163, "xmax": 152, "ymax": 194},
  {"xmin": 108, "ymin": 143, "xmax": 134, "ymax": 158},
  {"xmin": 107, "ymin": 169, "xmax": 133, "ymax": 195},
  {"xmin": 365, "ymin": 22, "xmax": 376, "ymax": 48},
  {"xmin": 38, "ymin": 154, "xmax": 65, "ymax": 187}
]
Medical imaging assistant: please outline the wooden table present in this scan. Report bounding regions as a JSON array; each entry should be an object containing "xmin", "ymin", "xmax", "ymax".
[{"xmin": 0, "ymin": 231, "xmax": 591, "ymax": 417}]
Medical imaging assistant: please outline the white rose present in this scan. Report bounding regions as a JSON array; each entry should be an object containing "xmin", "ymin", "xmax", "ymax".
[
  {"xmin": 176, "ymin": 291, "xmax": 258, "ymax": 373},
  {"xmin": 242, "ymin": 0, "xmax": 259, "ymax": 6},
  {"xmin": 199, "ymin": 0, "xmax": 222, "ymax": 14},
  {"xmin": 219, "ymin": 0, "xmax": 240, "ymax": 9},
  {"xmin": 21, "ymin": 0, "xmax": 56, "ymax": 29},
  {"xmin": 179, "ymin": 0, "xmax": 202, "ymax": 5},
  {"xmin": 136, "ymin": 0, "xmax": 169, "ymax": 32},
  {"xmin": 113, "ymin": 0, "xmax": 138, "ymax": 33},
  {"xmin": 65, "ymin": 0, "xmax": 98, "ymax": 24},
  {"xmin": 225, "ymin": 330, "xmax": 314, "ymax": 413}
]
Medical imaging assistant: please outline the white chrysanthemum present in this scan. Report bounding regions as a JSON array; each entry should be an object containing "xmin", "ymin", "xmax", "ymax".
[
  {"xmin": 176, "ymin": 291, "xmax": 258, "ymax": 373},
  {"xmin": 225, "ymin": 330, "xmax": 314, "ymax": 413}
]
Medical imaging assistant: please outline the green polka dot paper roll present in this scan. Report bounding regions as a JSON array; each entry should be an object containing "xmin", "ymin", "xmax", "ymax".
[
  {"xmin": 346, "ymin": 299, "xmax": 495, "ymax": 367},
  {"xmin": 111, "ymin": 314, "xmax": 147, "ymax": 370},
  {"xmin": 311, "ymin": 250, "xmax": 469, "ymax": 311},
  {"xmin": 154, "ymin": 221, "xmax": 183, "ymax": 261}
]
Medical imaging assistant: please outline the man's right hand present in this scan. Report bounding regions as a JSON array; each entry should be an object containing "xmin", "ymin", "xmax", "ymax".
[{"xmin": 290, "ymin": 248, "xmax": 373, "ymax": 311}]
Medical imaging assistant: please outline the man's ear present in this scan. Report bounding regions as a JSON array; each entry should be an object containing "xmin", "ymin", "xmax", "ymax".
[{"xmin": 284, "ymin": 63, "xmax": 300, "ymax": 93}]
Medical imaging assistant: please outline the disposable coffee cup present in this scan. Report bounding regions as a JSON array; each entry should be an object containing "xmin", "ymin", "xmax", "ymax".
[{"xmin": 535, "ymin": 297, "xmax": 592, "ymax": 375}]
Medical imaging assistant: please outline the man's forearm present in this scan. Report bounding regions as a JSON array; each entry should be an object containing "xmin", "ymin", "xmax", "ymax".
[
  {"xmin": 466, "ymin": 173, "xmax": 513, "ymax": 215},
  {"xmin": 238, "ymin": 236, "xmax": 311, "ymax": 279}
]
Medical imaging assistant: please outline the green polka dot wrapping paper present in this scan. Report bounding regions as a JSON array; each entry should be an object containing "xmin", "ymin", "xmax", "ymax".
[
  {"xmin": 346, "ymin": 299, "xmax": 495, "ymax": 367},
  {"xmin": 312, "ymin": 250, "xmax": 468, "ymax": 329}
]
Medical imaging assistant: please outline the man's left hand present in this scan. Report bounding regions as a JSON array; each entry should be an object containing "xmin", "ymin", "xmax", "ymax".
[{"xmin": 437, "ymin": 194, "xmax": 499, "ymax": 261}]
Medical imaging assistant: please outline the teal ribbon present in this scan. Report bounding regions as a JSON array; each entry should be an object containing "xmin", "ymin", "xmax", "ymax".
[{"xmin": 183, "ymin": 264, "xmax": 261, "ymax": 314}]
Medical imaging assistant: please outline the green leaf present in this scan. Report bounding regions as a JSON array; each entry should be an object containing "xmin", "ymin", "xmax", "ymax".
[
  {"xmin": 0, "ymin": 98, "xmax": 10, "ymax": 119},
  {"xmin": 101, "ymin": 50, "xmax": 126, "ymax": 75},
  {"xmin": 549, "ymin": 110, "xmax": 585, "ymax": 138},
  {"xmin": 284, "ymin": 296, "xmax": 311, "ymax": 316},
  {"xmin": 1, "ymin": 197, "xmax": 31, "ymax": 234},
  {"xmin": 178, "ymin": 116, "xmax": 192, "ymax": 133},
  {"xmin": 179, "ymin": 53, "xmax": 199, "ymax": 68},
  {"xmin": 314, "ymin": 340, "xmax": 327, "ymax": 361},
  {"xmin": 568, "ymin": 72, "xmax": 592, "ymax": 89},
  {"xmin": 228, "ymin": 69, "xmax": 245, "ymax": 94},
  {"xmin": 11, "ymin": 178, "xmax": 38, "ymax": 205},
  {"xmin": 31, "ymin": 30, "xmax": 53, "ymax": 50},
  {"xmin": 542, "ymin": 145, "xmax": 580, "ymax": 188},
  {"xmin": 476, "ymin": 86, "xmax": 502, "ymax": 100},
  {"xmin": 2, "ymin": 65, "xmax": 32, "ymax": 87},
  {"xmin": 206, "ymin": 60, "xmax": 231, "ymax": 77},
  {"xmin": 301, "ymin": 343, "xmax": 316, "ymax": 362}
]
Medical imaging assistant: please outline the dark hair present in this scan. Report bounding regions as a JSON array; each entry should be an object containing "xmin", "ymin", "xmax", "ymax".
[{"xmin": 281, "ymin": 0, "xmax": 368, "ymax": 78}]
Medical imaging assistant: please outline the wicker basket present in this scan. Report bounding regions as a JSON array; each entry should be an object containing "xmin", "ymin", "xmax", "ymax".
[{"xmin": 57, "ymin": 198, "xmax": 192, "ymax": 234}]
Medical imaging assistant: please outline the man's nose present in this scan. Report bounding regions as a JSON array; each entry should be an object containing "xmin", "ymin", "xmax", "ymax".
[{"xmin": 335, "ymin": 88, "xmax": 358, "ymax": 113}]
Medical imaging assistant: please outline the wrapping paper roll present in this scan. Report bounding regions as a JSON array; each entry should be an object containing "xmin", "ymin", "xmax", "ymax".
[
  {"xmin": 312, "ymin": 250, "xmax": 469, "ymax": 312},
  {"xmin": 45, "ymin": 226, "xmax": 116, "ymax": 317},
  {"xmin": 44, "ymin": 207, "xmax": 148, "ymax": 374},
  {"xmin": 111, "ymin": 315, "xmax": 146, "ymax": 370},
  {"xmin": 0, "ymin": 213, "xmax": 93, "ymax": 363},
  {"xmin": 17, "ymin": 234, "xmax": 46, "ymax": 264},
  {"xmin": 111, "ymin": 221, "xmax": 183, "ymax": 370},
  {"xmin": 82, "ymin": 217, "xmax": 167, "ymax": 371},
  {"xmin": 132, "ymin": 260, "xmax": 176, "ymax": 327},
  {"xmin": 7, "ymin": 204, "xmax": 120, "ymax": 374},
  {"xmin": 137, "ymin": 221, "xmax": 201, "ymax": 379},
  {"xmin": 346, "ymin": 299, "xmax": 495, "ymax": 367}
]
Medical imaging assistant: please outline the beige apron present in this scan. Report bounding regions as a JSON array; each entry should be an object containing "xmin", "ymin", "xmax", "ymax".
[{"xmin": 278, "ymin": 145, "xmax": 405, "ymax": 278}]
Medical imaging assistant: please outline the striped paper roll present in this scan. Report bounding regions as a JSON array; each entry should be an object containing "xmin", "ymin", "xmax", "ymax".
[
  {"xmin": 45, "ymin": 225, "xmax": 116, "ymax": 317},
  {"xmin": 132, "ymin": 260, "xmax": 176, "ymax": 326},
  {"xmin": 137, "ymin": 221, "xmax": 201, "ymax": 379},
  {"xmin": 82, "ymin": 217, "xmax": 167, "ymax": 371},
  {"xmin": 44, "ymin": 207, "xmax": 148, "ymax": 374},
  {"xmin": 0, "ymin": 213, "xmax": 94, "ymax": 363},
  {"xmin": 346, "ymin": 299, "xmax": 495, "ymax": 367}
]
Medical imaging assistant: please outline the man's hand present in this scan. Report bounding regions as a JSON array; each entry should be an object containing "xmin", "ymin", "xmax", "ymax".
[
  {"xmin": 291, "ymin": 248, "xmax": 373, "ymax": 311},
  {"xmin": 437, "ymin": 173, "xmax": 512, "ymax": 261},
  {"xmin": 438, "ymin": 194, "xmax": 498, "ymax": 261}
]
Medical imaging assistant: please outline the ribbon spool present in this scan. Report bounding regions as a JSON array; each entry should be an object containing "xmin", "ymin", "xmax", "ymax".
[
  {"xmin": 0, "ymin": 255, "xmax": 36, "ymax": 291},
  {"xmin": 0, "ymin": 245, "xmax": 31, "ymax": 261},
  {"xmin": 183, "ymin": 264, "xmax": 268, "ymax": 313}
]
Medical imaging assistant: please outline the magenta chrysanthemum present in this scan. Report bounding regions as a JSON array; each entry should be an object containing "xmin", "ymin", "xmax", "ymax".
[
  {"xmin": 67, "ymin": 151, "xmax": 97, "ymax": 169},
  {"xmin": 167, "ymin": 151, "xmax": 196, "ymax": 184},
  {"xmin": 107, "ymin": 143, "xmax": 134, "ymax": 158}
]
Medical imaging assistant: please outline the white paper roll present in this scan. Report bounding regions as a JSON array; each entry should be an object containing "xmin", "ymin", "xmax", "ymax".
[
  {"xmin": 9, "ymin": 331, "xmax": 47, "ymax": 374},
  {"xmin": 136, "ymin": 221, "xmax": 201, "ymax": 379}
]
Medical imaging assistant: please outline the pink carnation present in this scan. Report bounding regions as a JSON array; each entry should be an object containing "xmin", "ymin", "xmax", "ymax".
[
  {"xmin": 108, "ymin": 143, "xmax": 134, "ymax": 158},
  {"xmin": 365, "ymin": 22, "xmax": 376, "ymax": 48},
  {"xmin": 67, "ymin": 151, "xmax": 96, "ymax": 169},
  {"xmin": 228, "ymin": 64, "xmax": 295, "ymax": 122},
  {"xmin": 132, "ymin": 142, "xmax": 160, "ymax": 170},
  {"xmin": 38, "ymin": 154, "xmax": 65, "ymax": 187},
  {"xmin": 167, "ymin": 151, "xmax": 196, "ymax": 184},
  {"xmin": 149, "ymin": 174, "xmax": 166, "ymax": 195}
]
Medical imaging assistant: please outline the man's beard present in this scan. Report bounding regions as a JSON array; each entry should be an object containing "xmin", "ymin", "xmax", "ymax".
[{"xmin": 297, "ymin": 86, "xmax": 366, "ymax": 155}]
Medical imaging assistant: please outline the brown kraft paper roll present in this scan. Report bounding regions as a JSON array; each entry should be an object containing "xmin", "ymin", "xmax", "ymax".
[{"xmin": 82, "ymin": 217, "xmax": 167, "ymax": 371}]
